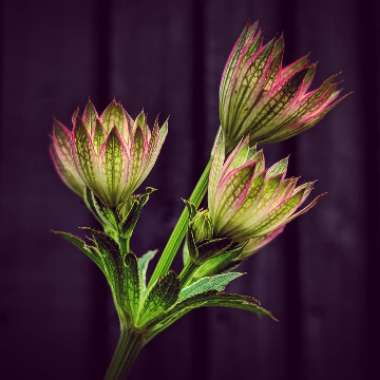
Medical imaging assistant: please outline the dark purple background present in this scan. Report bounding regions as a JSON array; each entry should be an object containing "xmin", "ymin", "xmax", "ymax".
[{"xmin": 0, "ymin": 0, "xmax": 378, "ymax": 379}]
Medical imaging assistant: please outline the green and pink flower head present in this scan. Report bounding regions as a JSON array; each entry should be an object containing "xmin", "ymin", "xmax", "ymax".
[
  {"xmin": 220, "ymin": 22, "xmax": 347, "ymax": 151},
  {"xmin": 50, "ymin": 99, "xmax": 168, "ymax": 208},
  {"xmin": 190, "ymin": 130, "xmax": 324, "ymax": 259}
]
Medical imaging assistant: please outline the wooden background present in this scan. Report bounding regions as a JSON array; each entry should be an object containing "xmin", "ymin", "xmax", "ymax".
[{"xmin": 0, "ymin": 0, "xmax": 379, "ymax": 379}]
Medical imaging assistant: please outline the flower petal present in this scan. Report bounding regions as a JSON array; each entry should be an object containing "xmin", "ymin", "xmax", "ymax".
[
  {"xmin": 239, "ymin": 226, "xmax": 285, "ymax": 258},
  {"xmin": 101, "ymin": 100, "xmax": 128, "ymax": 135},
  {"xmin": 139, "ymin": 118, "xmax": 168, "ymax": 187},
  {"xmin": 208, "ymin": 129, "xmax": 226, "ymax": 217},
  {"xmin": 212, "ymin": 161, "xmax": 256, "ymax": 233},
  {"xmin": 72, "ymin": 118, "xmax": 98, "ymax": 188},
  {"xmin": 82, "ymin": 99, "xmax": 98, "ymax": 136},
  {"xmin": 99, "ymin": 127, "xmax": 129, "ymax": 206}
]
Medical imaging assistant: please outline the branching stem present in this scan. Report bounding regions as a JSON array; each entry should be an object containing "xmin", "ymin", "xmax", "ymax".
[{"xmin": 148, "ymin": 161, "xmax": 211, "ymax": 288}]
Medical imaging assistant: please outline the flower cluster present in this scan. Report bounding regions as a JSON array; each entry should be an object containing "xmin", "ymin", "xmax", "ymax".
[
  {"xmin": 50, "ymin": 100, "xmax": 168, "ymax": 208},
  {"xmin": 219, "ymin": 22, "xmax": 346, "ymax": 151},
  {"xmin": 50, "ymin": 21, "xmax": 348, "ymax": 379}
]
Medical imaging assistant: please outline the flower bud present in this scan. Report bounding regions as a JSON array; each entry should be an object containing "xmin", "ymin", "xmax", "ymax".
[
  {"xmin": 50, "ymin": 100, "xmax": 168, "ymax": 207},
  {"xmin": 219, "ymin": 22, "xmax": 348, "ymax": 151},
  {"xmin": 207, "ymin": 130, "xmax": 324, "ymax": 257},
  {"xmin": 190, "ymin": 209, "xmax": 213, "ymax": 243}
]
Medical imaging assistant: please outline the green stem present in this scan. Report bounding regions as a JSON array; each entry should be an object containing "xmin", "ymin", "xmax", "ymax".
[
  {"xmin": 104, "ymin": 327, "xmax": 145, "ymax": 380},
  {"xmin": 148, "ymin": 161, "xmax": 211, "ymax": 288},
  {"xmin": 178, "ymin": 261, "xmax": 198, "ymax": 287}
]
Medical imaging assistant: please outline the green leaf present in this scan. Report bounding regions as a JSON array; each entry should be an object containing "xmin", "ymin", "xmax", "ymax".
[
  {"xmin": 178, "ymin": 272, "xmax": 244, "ymax": 302},
  {"xmin": 52, "ymin": 230, "xmax": 103, "ymax": 271},
  {"xmin": 138, "ymin": 250, "xmax": 157, "ymax": 294},
  {"xmin": 139, "ymin": 271, "xmax": 180, "ymax": 326},
  {"xmin": 89, "ymin": 229, "xmax": 121, "ymax": 293},
  {"xmin": 122, "ymin": 253, "xmax": 140, "ymax": 319},
  {"xmin": 146, "ymin": 291, "xmax": 277, "ymax": 340},
  {"xmin": 81, "ymin": 227, "xmax": 119, "ymax": 257}
]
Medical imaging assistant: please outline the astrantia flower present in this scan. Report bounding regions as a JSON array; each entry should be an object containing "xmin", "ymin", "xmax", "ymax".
[
  {"xmin": 219, "ymin": 22, "xmax": 347, "ymax": 151},
  {"xmin": 205, "ymin": 131, "xmax": 323, "ymax": 257},
  {"xmin": 50, "ymin": 100, "xmax": 168, "ymax": 207}
]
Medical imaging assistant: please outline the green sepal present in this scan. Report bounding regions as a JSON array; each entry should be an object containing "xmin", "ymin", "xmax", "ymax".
[
  {"xmin": 186, "ymin": 227, "xmax": 200, "ymax": 262},
  {"xmin": 83, "ymin": 188, "xmax": 118, "ymax": 239},
  {"xmin": 146, "ymin": 291, "xmax": 277, "ymax": 341},
  {"xmin": 197, "ymin": 238, "xmax": 234, "ymax": 260},
  {"xmin": 138, "ymin": 271, "xmax": 180, "ymax": 326},
  {"xmin": 186, "ymin": 226, "xmax": 235, "ymax": 266},
  {"xmin": 117, "ymin": 187, "xmax": 157, "ymax": 237},
  {"xmin": 178, "ymin": 272, "xmax": 244, "ymax": 302},
  {"xmin": 182, "ymin": 240, "xmax": 191, "ymax": 267},
  {"xmin": 183, "ymin": 198, "xmax": 197, "ymax": 219},
  {"xmin": 192, "ymin": 243, "xmax": 245, "ymax": 279}
]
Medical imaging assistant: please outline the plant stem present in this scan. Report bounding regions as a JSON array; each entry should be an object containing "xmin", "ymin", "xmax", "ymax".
[
  {"xmin": 178, "ymin": 261, "xmax": 198, "ymax": 286},
  {"xmin": 148, "ymin": 161, "xmax": 211, "ymax": 288},
  {"xmin": 104, "ymin": 327, "xmax": 145, "ymax": 380}
]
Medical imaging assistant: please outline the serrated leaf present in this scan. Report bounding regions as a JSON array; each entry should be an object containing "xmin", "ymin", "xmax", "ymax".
[
  {"xmin": 139, "ymin": 271, "xmax": 180, "ymax": 326},
  {"xmin": 146, "ymin": 291, "xmax": 276, "ymax": 340},
  {"xmin": 52, "ymin": 230, "xmax": 103, "ymax": 272},
  {"xmin": 122, "ymin": 253, "xmax": 140, "ymax": 319},
  {"xmin": 178, "ymin": 272, "xmax": 244, "ymax": 302},
  {"xmin": 90, "ymin": 230, "xmax": 121, "ymax": 293},
  {"xmin": 81, "ymin": 227, "xmax": 117, "ymax": 251}
]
